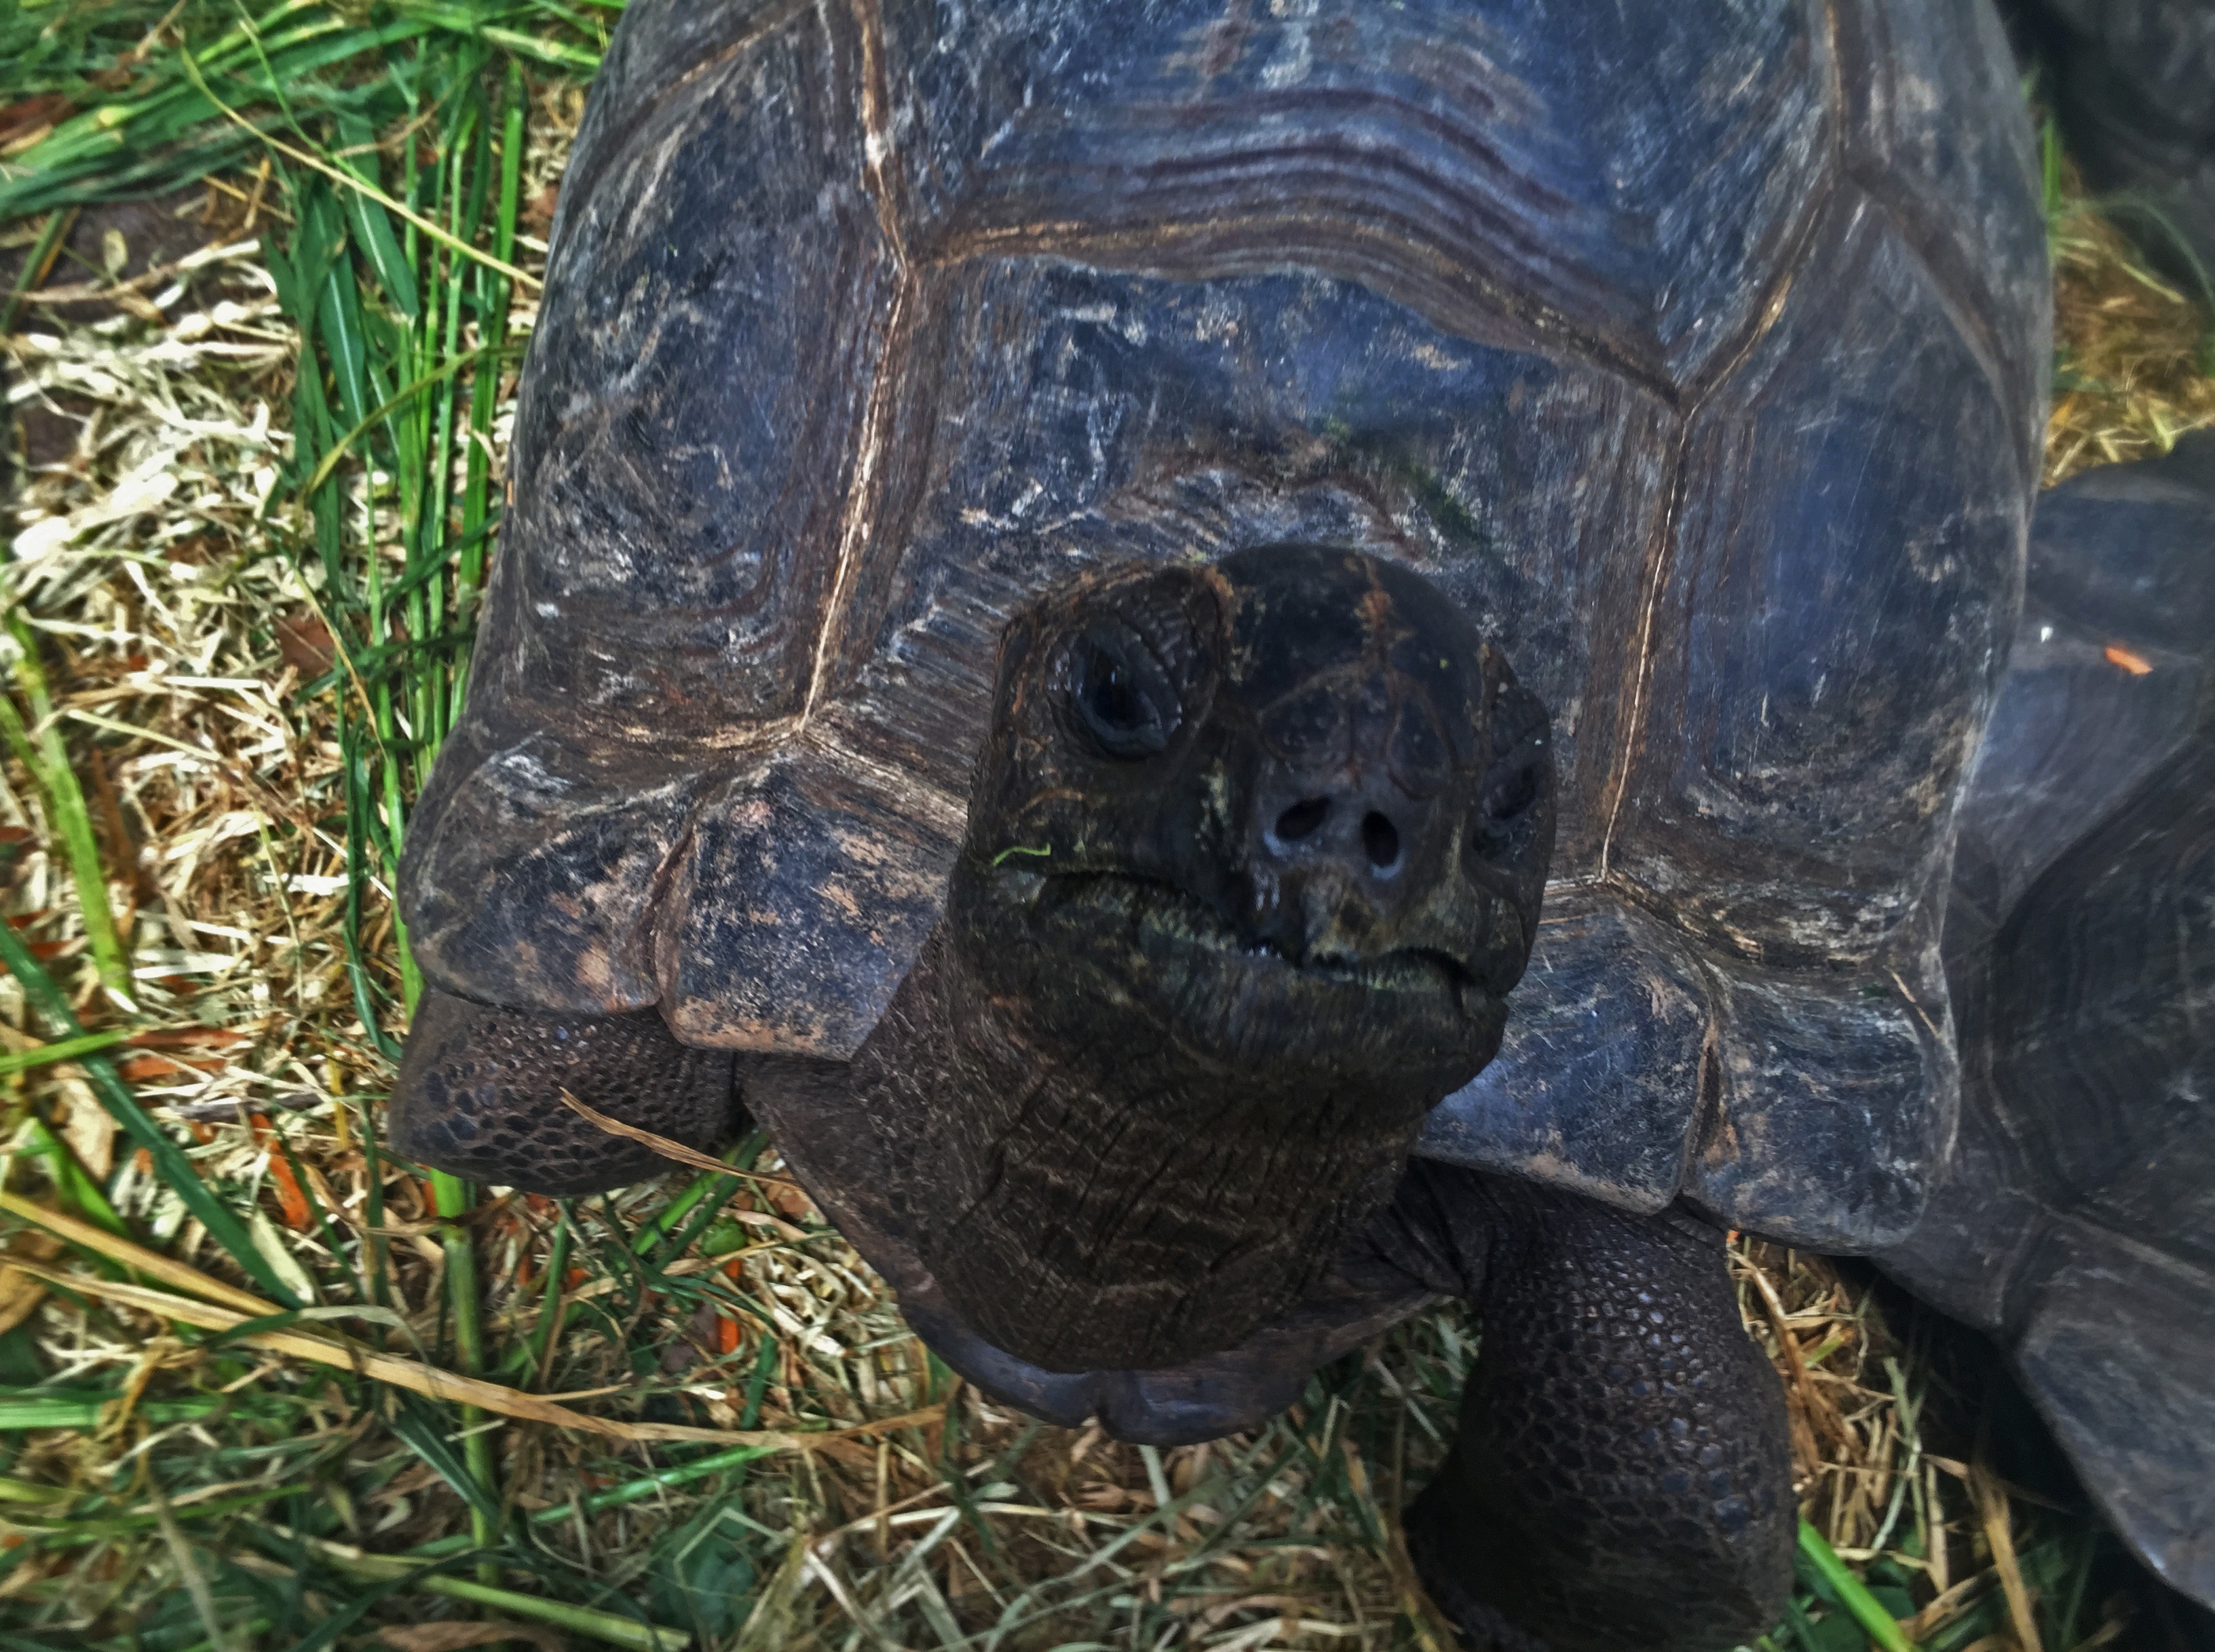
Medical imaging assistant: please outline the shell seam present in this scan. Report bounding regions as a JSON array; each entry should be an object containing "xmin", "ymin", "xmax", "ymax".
[
  {"xmin": 1593, "ymin": 0, "xmax": 1844, "ymax": 888},
  {"xmin": 801, "ymin": 0, "xmax": 915, "ymax": 731}
]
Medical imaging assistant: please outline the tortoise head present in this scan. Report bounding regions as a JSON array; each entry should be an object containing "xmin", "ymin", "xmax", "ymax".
[{"xmin": 948, "ymin": 543, "xmax": 1555, "ymax": 1108}]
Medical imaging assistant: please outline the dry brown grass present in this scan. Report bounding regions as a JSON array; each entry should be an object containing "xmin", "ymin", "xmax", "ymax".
[{"xmin": 2046, "ymin": 168, "xmax": 2215, "ymax": 484}]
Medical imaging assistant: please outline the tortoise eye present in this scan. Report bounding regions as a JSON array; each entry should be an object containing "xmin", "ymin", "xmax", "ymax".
[
  {"xmin": 1088, "ymin": 656, "xmax": 1143, "ymax": 729},
  {"xmin": 1069, "ymin": 629, "xmax": 1176, "ymax": 758}
]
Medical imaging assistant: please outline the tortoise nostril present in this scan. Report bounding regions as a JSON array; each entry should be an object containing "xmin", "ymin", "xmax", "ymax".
[
  {"xmin": 1362, "ymin": 811, "xmax": 1400, "ymax": 870},
  {"xmin": 1274, "ymin": 797, "xmax": 1330, "ymax": 841}
]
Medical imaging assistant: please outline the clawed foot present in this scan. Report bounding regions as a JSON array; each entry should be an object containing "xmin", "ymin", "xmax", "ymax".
[{"xmin": 388, "ymin": 990, "xmax": 740, "ymax": 1195}]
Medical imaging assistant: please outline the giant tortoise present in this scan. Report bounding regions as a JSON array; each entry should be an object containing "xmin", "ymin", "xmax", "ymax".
[
  {"xmin": 1876, "ymin": 433, "xmax": 2215, "ymax": 1615},
  {"xmin": 386, "ymin": 2, "xmax": 2053, "ymax": 1646}
]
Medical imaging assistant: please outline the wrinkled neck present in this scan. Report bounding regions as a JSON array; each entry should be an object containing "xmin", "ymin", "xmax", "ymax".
[{"xmin": 852, "ymin": 929, "xmax": 1431, "ymax": 1372}]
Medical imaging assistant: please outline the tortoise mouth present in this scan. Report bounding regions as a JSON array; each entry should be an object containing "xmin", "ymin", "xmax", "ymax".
[
  {"xmin": 952, "ymin": 856, "xmax": 1504, "ymax": 1101},
  {"xmin": 1029, "ymin": 868, "xmax": 1482, "ymax": 1016}
]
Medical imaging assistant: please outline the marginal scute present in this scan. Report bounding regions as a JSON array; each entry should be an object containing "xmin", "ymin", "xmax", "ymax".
[
  {"xmin": 1987, "ymin": 741, "xmax": 2215, "ymax": 1273},
  {"xmin": 402, "ymin": 716, "xmax": 699, "ymax": 1014},
  {"xmin": 1682, "ymin": 922, "xmax": 1954, "ymax": 1249},
  {"xmin": 655, "ymin": 739, "xmax": 966, "ymax": 1057},
  {"xmin": 2025, "ymin": 439, "xmax": 2215, "ymax": 656},
  {"xmin": 1417, "ymin": 890, "xmax": 1711, "ymax": 1214},
  {"xmin": 1948, "ymin": 621, "xmax": 2205, "ymax": 952},
  {"xmin": 2015, "ymin": 1249, "xmax": 2215, "ymax": 1605}
]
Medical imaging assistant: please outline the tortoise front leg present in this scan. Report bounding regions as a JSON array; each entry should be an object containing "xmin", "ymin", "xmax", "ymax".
[
  {"xmin": 1392, "ymin": 1172, "xmax": 1793, "ymax": 1652},
  {"xmin": 388, "ymin": 989, "xmax": 740, "ymax": 1195}
]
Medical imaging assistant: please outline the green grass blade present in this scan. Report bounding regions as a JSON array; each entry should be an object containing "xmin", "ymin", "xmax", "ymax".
[
  {"xmin": 18, "ymin": 1115, "xmax": 129, "ymax": 1242},
  {"xmin": 0, "ymin": 1477, "xmax": 73, "ymax": 1507},
  {"xmin": 310, "ymin": 193, "xmax": 375, "ymax": 431},
  {"xmin": 0, "ymin": 1395, "xmax": 226, "ymax": 1430},
  {"xmin": 261, "ymin": 1525, "xmax": 689, "ymax": 1651},
  {"xmin": 0, "ymin": 927, "xmax": 301, "ymax": 1307},
  {"xmin": 427, "ymin": 1168, "xmax": 498, "ymax": 1573},
  {"xmin": 335, "ymin": 111, "xmax": 421, "ymax": 318},
  {"xmin": 542, "ymin": 1442, "xmax": 774, "ymax": 1522},
  {"xmin": 11, "ymin": 1482, "xmax": 314, "ymax": 1547},
  {"xmin": 518, "ymin": 1211, "xmax": 572, "ymax": 1383},
  {"xmin": 1796, "ymin": 1521, "xmax": 1918, "ymax": 1652},
  {"xmin": 634, "ymin": 1139, "xmax": 754, "ymax": 1259},
  {"xmin": 1, "ymin": 614, "xmax": 131, "ymax": 997},
  {"xmin": 184, "ymin": 51, "xmax": 539, "ymax": 291},
  {"xmin": 295, "ymin": 338, "xmax": 521, "ymax": 505},
  {"xmin": 476, "ymin": 24, "xmax": 607, "ymax": 71},
  {"xmin": 0, "ymin": 1029, "xmax": 132, "ymax": 1076},
  {"xmin": 337, "ymin": 719, "xmax": 404, "ymax": 1062},
  {"xmin": 0, "ymin": 208, "xmax": 74, "ymax": 334},
  {"xmin": 0, "ymin": 12, "xmax": 455, "ymax": 220},
  {"xmin": 385, "ymin": 1391, "xmax": 498, "ymax": 1529},
  {"xmin": 354, "ymin": 1090, "xmax": 392, "ymax": 1319},
  {"xmin": 739, "ymin": 1331, "xmax": 777, "ymax": 1428},
  {"xmin": 409, "ymin": 1442, "xmax": 776, "ymax": 1559},
  {"xmin": 250, "ymin": 1535, "xmax": 497, "ymax": 1652}
]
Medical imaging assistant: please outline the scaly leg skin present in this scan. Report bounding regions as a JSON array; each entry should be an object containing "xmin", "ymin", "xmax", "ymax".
[
  {"xmin": 1398, "ymin": 1174, "xmax": 1793, "ymax": 1652},
  {"xmin": 387, "ymin": 988, "xmax": 739, "ymax": 1195}
]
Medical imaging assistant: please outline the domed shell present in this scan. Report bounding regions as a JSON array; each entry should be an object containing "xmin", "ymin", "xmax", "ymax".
[
  {"xmin": 401, "ymin": 0, "xmax": 2050, "ymax": 1250},
  {"xmin": 1876, "ymin": 438, "xmax": 2215, "ymax": 1609}
]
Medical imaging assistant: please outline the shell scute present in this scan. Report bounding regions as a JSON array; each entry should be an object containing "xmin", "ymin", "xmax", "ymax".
[
  {"xmin": 882, "ymin": 0, "xmax": 1835, "ymax": 386},
  {"xmin": 1618, "ymin": 197, "xmax": 2029, "ymax": 967},
  {"xmin": 491, "ymin": 0, "xmax": 899, "ymax": 739}
]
